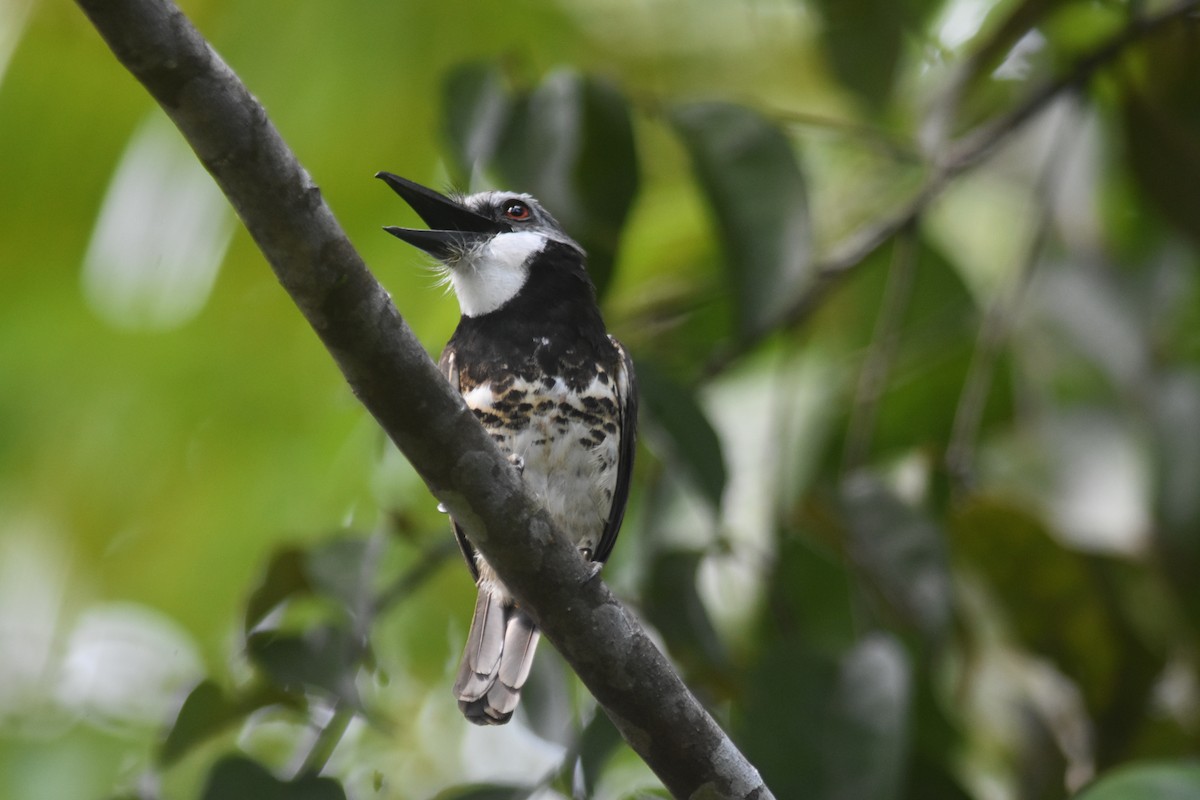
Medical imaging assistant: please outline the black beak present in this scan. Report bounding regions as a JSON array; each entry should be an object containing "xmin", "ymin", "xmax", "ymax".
[{"xmin": 376, "ymin": 172, "xmax": 508, "ymax": 259}]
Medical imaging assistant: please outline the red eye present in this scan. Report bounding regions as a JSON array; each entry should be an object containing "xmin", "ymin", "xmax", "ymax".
[{"xmin": 503, "ymin": 200, "xmax": 531, "ymax": 221}]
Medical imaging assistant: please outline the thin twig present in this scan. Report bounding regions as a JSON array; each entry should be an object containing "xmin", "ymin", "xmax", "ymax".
[
  {"xmin": 842, "ymin": 226, "xmax": 919, "ymax": 472},
  {"xmin": 295, "ymin": 701, "xmax": 355, "ymax": 779},
  {"xmin": 944, "ymin": 100, "xmax": 1082, "ymax": 490},
  {"xmin": 371, "ymin": 536, "xmax": 457, "ymax": 615},
  {"xmin": 768, "ymin": 107, "xmax": 922, "ymax": 163}
]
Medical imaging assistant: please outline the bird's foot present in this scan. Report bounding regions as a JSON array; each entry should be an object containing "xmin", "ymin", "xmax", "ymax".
[
  {"xmin": 507, "ymin": 454, "xmax": 525, "ymax": 477},
  {"xmin": 579, "ymin": 547, "xmax": 602, "ymax": 584}
]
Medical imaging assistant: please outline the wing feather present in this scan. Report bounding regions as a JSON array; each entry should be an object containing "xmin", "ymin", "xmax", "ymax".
[
  {"xmin": 439, "ymin": 346, "xmax": 481, "ymax": 581},
  {"xmin": 593, "ymin": 338, "xmax": 637, "ymax": 564}
]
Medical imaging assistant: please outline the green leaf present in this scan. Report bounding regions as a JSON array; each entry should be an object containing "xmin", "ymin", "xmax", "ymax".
[
  {"xmin": 642, "ymin": 549, "xmax": 728, "ymax": 677},
  {"xmin": 838, "ymin": 474, "xmax": 953, "ymax": 640},
  {"xmin": 1150, "ymin": 371, "xmax": 1200, "ymax": 628},
  {"xmin": 199, "ymin": 755, "xmax": 347, "ymax": 800},
  {"xmin": 1122, "ymin": 21, "xmax": 1200, "ymax": 248},
  {"xmin": 160, "ymin": 681, "xmax": 233, "ymax": 766},
  {"xmin": 671, "ymin": 102, "xmax": 812, "ymax": 337},
  {"xmin": 765, "ymin": 535, "xmax": 857, "ymax": 654},
  {"xmin": 247, "ymin": 624, "xmax": 364, "ymax": 706},
  {"xmin": 635, "ymin": 360, "xmax": 727, "ymax": 509},
  {"xmin": 575, "ymin": 711, "xmax": 624, "ymax": 799},
  {"xmin": 873, "ymin": 240, "xmax": 999, "ymax": 454},
  {"xmin": 1075, "ymin": 761, "xmax": 1200, "ymax": 800},
  {"xmin": 492, "ymin": 69, "xmax": 639, "ymax": 296},
  {"xmin": 160, "ymin": 680, "xmax": 303, "ymax": 766},
  {"xmin": 948, "ymin": 498, "xmax": 1124, "ymax": 712},
  {"xmin": 245, "ymin": 547, "xmax": 314, "ymax": 635},
  {"xmin": 737, "ymin": 633, "xmax": 911, "ymax": 800},
  {"xmin": 811, "ymin": 0, "xmax": 905, "ymax": 110}
]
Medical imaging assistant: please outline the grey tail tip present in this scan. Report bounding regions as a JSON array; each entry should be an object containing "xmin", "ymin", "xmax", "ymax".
[
  {"xmin": 453, "ymin": 591, "xmax": 541, "ymax": 726},
  {"xmin": 459, "ymin": 698, "xmax": 515, "ymax": 726}
]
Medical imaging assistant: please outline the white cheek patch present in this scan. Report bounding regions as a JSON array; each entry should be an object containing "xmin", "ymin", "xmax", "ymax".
[{"xmin": 450, "ymin": 231, "xmax": 544, "ymax": 317}]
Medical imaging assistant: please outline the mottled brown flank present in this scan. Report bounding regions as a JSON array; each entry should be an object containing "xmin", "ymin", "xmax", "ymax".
[{"xmin": 466, "ymin": 378, "xmax": 618, "ymax": 450}]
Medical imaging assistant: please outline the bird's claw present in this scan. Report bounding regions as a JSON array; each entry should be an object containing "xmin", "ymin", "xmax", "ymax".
[
  {"xmin": 507, "ymin": 454, "xmax": 525, "ymax": 477},
  {"xmin": 578, "ymin": 547, "xmax": 602, "ymax": 584}
]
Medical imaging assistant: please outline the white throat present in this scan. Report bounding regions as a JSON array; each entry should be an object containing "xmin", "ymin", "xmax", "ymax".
[{"xmin": 450, "ymin": 231, "xmax": 545, "ymax": 317}]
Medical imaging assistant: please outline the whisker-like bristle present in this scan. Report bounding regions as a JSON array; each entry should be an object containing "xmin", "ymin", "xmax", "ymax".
[{"xmin": 421, "ymin": 261, "xmax": 454, "ymax": 293}]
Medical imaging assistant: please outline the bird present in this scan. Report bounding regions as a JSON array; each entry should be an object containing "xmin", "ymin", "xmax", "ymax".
[{"xmin": 377, "ymin": 172, "xmax": 637, "ymax": 725}]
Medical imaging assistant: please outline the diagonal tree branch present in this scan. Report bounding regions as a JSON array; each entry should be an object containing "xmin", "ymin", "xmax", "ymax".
[{"xmin": 73, "ymin": 1, "xmax": 773, "ymax": 798}]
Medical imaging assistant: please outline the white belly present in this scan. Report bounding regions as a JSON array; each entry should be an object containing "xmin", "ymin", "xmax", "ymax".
[{"xmin": 462, "ymin": 374, "xmax": 620, "ymax": 595}]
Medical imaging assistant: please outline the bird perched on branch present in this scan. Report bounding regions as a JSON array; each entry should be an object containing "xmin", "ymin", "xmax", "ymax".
[{"xmin": 378, "ymin": 172, "xmax": 637, "ymax": 725}]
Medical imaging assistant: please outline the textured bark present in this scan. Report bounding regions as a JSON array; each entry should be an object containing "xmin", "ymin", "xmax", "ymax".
[{"xmin": 74, "ymin": 1, "xmax": 773, "ymax": 797}]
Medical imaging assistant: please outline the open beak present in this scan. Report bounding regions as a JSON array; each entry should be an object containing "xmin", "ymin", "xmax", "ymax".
[{"xmin": 377, "ymin": 172, "xmax": 508, "ymax": 259}]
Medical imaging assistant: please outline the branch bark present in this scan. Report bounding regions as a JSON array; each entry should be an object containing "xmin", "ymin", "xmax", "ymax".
[{"xmin": 73, "ymin": 1, "xmax": 772, "ymax": 798}]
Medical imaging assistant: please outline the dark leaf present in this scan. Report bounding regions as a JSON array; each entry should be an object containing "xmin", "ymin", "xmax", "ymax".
[
  {"xmin": 738, "ymin": 633, "xmax": 911, "ymax": 800},
  {"xmin": 1122, "ymin": 22, "xmax": 1200, "ymax": 248},
  {"xmin": 491, "ymin": 70, "xmax": 639, "ymax": 296},
  {"xmin": 873, "ymin": 241, "xmax": 1000, "ymax": 454},
  {"xmin": 1075, "ymin": 761, "xmax": 1200, "ymax": 800},
  {"xmin": 635, "ymin": 360, "xmax": 727, "ymax": 509},
  {"xmin": 1124, "ymin": 90, "xmax": 1200, "ymax": 249},
  {"xmin": 838, "ymin": 474, "xmax": 954, "ymax": 640},
  {"xmin": 160, "ymin": 680, "xmax": 300, "ymax": 766},
  {"xmin": 813, "ymin": 236, "xmax": 995, "ymax": 470},
  {"xmin": 947, "ymin": 498, "xmax": 1165, "ymax": 726},
  {"xmin": 199, "ymin": 755, "xmax": 346, "ymax": 800},
  {"xmin": 161, "ymin": 681, "xmax": 232, "ymax": 766},
  {"xmin": 442, "ymin": 62, "xmax": 512, "ymax": 183},
  {"xmin": 246, "ymin": 547, "xmax": 313, "ymax": 635},
  {"xmin": 671, "ymin": 102, "xmax": 812, "ymax": 337},
  {"xmin": 642, "ymin": 550, "xmax": 728, "ymax": 676},
  {"xmin": 1150, "ymin": 371, "xmax": 1200, "ymax": 628},
  {"xmin": 516, "ymin": 646, "xmax": 573, "ymax": 745},
  {"xmin": 305, "ymin": 536, "xmax": 378, "ymax": 622},
  {"xmin": 902, "ymin": 678, "xmax": 973, "ymax": 800},
  {"xmin": 811, "ymin": 0, "xmax": 905, "ymax": 110},
  {"xmin": 575, "ymin": 711, "xmax": 624, "ymax": 799},
  {"xmin": 901, "ymin": 754, "xmax": 974, "ymax": 800},
  {"xmin": 948, "ymin": 500, "xmax": 1110, "ymax": 692},
  {"xmin": 765, "ymin": 534, "xmax": 857, "ymax": 654},
  {"xmin": 247, "ymin": 624, "xmax": 364, "ymax": 706}
]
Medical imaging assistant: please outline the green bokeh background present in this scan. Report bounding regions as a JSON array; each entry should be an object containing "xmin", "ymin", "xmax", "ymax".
[{"xmin": 3, "ymin": 1, "xmax": 1200, "ymax": 799}]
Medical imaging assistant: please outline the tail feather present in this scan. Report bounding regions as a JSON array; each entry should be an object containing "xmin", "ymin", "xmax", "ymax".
[
  {"xmin": 454, "ymin": 590, "xmax": 505, "ymax": 701},
  {"xmin": 453, "ymin": 588, "xmax": 541, "ymax": 725}
]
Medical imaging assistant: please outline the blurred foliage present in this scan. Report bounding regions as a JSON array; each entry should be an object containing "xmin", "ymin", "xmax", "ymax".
[{"xmin": 3, "ymin": 0, "xmax": 1200, "ymax": 799}]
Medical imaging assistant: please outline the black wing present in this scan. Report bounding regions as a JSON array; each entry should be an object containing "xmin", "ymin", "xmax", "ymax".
[
  {"xmin": 592, "ymin": 338, "xmax": 637, "ymax": 564},
  {"xmin": 439, "ymin": 346, "xmax": 481, "ymax": 582}
]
